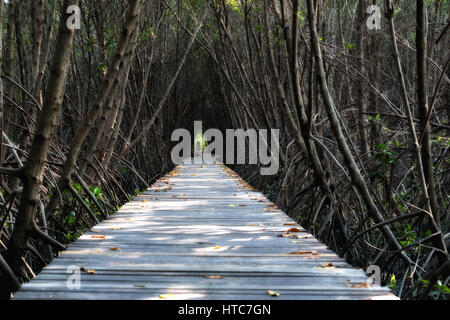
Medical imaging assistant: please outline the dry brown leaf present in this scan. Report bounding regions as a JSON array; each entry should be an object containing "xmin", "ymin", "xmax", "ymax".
[
  {"xmin": 109, "ymin": 247, "xmax": 120, "ymax": 251},
  {"xmin": 283, "ymin": 223, "xmax": 297, "ymax": 226},
  {"xmin": 90, "ymin": 235, "xmax": 106, "ymax": 239},
  {"xmin": 286, "ymin": 228, "xmax": 302, "ymax": 233},
  {"xmin": 278, "ymin": 232, "xmax": 295, "ymax": 238},
  {"xmin": 267, "ymin": 290, "xmax": 280, "ymax": 297},
  {"xmin": 346, "ymin": 281, "xmax": 371, "ymax": 288},
  {"xmin": 289, "ymin": 250, "xmax": 318, "ymax": 255},
  {"xmin": 322, "ymin": 263, "xmax": 335, "ymax": 268},
  {"xmin": 80, "ymin": 267, "xmax": 96, "ymax": 274},
  {"xmin": 203, "ymin": 275, "xmax": 224, "ymax": 279}
]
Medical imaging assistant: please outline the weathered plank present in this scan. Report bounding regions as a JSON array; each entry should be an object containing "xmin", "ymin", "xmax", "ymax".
[{"xmin": 13, "ymin": 161, "xmax": 398, "ymax": 300}]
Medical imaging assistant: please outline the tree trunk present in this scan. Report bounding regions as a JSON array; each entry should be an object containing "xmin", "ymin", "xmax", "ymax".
[
  {"xmin": 355, "ymin": 0, "xmax": 370, "ymax": 158},
  {"xmin": 305, "ymin": 0, "xmax": 411, "ymax": 264},
  {"xmin": 31, "ymin": 0, "xmax": 45, "ymax": 102},
  {"xmin": 3, "ymin": 0, "xmax": 16, "ymax": 138},
  {"xmin": 46, "ymin": 0, "xmax": 140, "ymax": 218},
  {"xmin": 6, "ymin": 0, "xmax": 78, "ymax": 287},
  {"xmin": 416, "ymin": 0, "xmax": 441, "ymax": 230}
]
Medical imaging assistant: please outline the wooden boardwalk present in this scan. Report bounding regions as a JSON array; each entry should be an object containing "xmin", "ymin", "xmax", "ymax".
[{"xmin": 13, "ymin": 161, "xmax": 397, "ymax": 300}]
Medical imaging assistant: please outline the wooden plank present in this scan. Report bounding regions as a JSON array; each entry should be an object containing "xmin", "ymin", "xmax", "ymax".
[
  {"xmin": 18, "ymin": 281, "xmax": 390, "ymax": 293},
  {"xmin": 13, "ymin": 290, "xmax": 397, "ymax": 301},
  {"xmin": 12, "ymin": 161, "xmax": 398, "ymax": 300}
]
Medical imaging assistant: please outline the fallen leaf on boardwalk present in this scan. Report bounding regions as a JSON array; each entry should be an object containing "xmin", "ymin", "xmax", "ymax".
[
  {"xmin": 289, "ymin": 240, "xmax": 303, "ymax": 243},
  {"xmin": 267, "ymin": 290, "xmax": 280, "ymax": 297},
  {"xmin": 80, "ymin": 268, "xmax": 96, "ymax": 274},
  {"xmin": 160, "ymin": 294, "xmax": 175, "ymax": 300},
  {"xmin": 134, "ymin": 284, "xmax": 147, "ymax": 288},
  {"xmin": 322, "ymin": 263, "xmax": 335, "ymax": 269},
  {"xmin": 213, "ymin": 246, "xmax": 221, "ymax": 250},
  {"xmin": 283, "ymin": 223, "xmax": 297, "ymax": 226},
  {"xmin": 90, "ymin": 235, "xmax": 105, "ymax": 239},
  {"xmin": 289, "ymin": 250, "xmax": 318, "ymax": 255},
  {"xmin": 228, "ymin": 204, "xmax": 236, "ymax": 207},
  {"xmin": 110, "ymin": 227, "xmax": 122, "ymax": 230},
  {"xmin": 238, "ymin": 204, "xmax": 247, "ymax": 207},
  {"xmin": 346, "ymin": 281, "xmax": 371, "ymax": 288},
  {"xmin": 203, "ymin": 275, "xmax": 224, "ymax": 279},
  {"xmin": 109, "ymin": 247, "xmax": 120, "ymax": 251},
  {"xmin": 278, "ymin": 232, "xmax": 295, "ymax": 238},
  {"xmin": 286, "ymin": 228, "xmax": 302, "ymax": 233}
]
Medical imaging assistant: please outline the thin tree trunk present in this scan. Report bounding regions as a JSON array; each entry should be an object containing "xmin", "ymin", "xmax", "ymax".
[
  {"xmin": 6, "ymin": 0, "xmax": 78, "ymax": 286},
  {"xmin": 3, "ymin": 0, "xmax": 16, "ymax": 137},
  {"xmin": 289, "ymin": 0, "xmax": 335, "ymax": 203},
  {"xmin": 416, "ymin": 0, "xmax": 441, "ymax": 230},
  {"xmin": 112, "ymin": 10, "xmax": 206, "ymax": 172},
  {"xmin": 34, "ymin": 0, "xmax": 58, "ymax": 105},
  {"xmin": 305, "ymin": 0, "xmax": 411, "ymax": 265},
  {"xmin": 31, "ymin": 0, "xmax": 45, "ymax": 101},
  {"xmin": 355, "ymin": 0, "xmax": 370, "ymax": 158},
  {"xmin": 385, "ymin": 0, "xmax": 447, "ymax": 263},
  {"xmin": 89, "ymin": 25, "xmax": 140, "ymax": 180},
  {"xmin": 46, "ymin": 0, "xmax": 140, "ymax": 218}
]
